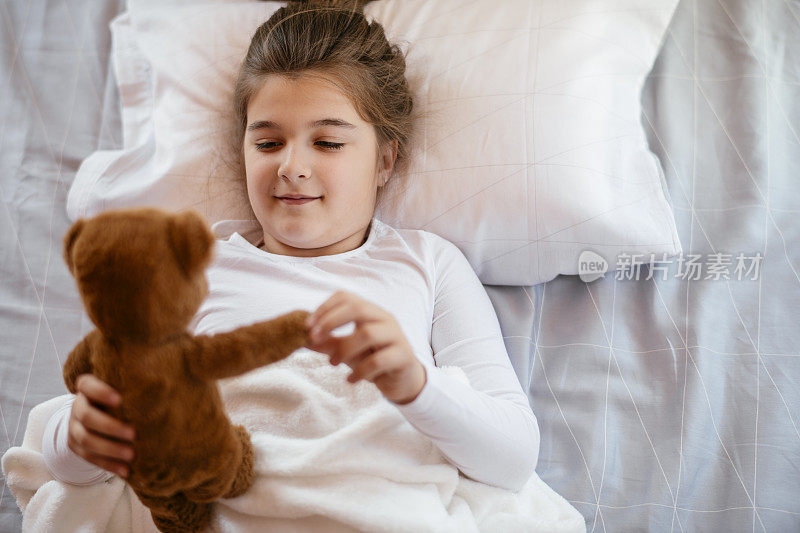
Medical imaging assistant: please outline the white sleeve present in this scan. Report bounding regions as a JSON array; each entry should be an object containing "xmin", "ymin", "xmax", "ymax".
[
  {"xmin": 41, "ymin": 395, "xmax": 116, "ymax": 486},
  {"xmin": 387, "ymin": 235, "xmax": 540, "ymax": 492}
]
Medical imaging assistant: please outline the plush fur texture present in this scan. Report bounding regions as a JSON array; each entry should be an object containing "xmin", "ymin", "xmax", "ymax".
[{"xmin": 61, "ymin": 207, "xmax": 310, "ymax": 532}]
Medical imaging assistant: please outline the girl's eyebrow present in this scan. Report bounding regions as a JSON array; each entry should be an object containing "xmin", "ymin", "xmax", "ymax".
[{"xmin": 247, "ymin": 118, "xmax": 356, "ymax": 132}]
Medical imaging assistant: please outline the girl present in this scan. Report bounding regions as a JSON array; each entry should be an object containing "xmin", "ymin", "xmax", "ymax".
[{"xmin": 43, "ymin": 0, "xmax": 541, "ymax": 527}]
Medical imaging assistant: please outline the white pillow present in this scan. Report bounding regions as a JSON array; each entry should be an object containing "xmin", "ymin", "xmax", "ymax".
[{"xmin": 68, "ymin": 0, "xmax": 682, "ymax": 285}]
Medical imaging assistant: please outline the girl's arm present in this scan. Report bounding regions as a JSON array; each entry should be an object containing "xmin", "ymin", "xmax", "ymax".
[
  {"xmin": 42, "ymin": 395, "xmax": 116, "ymax": 485},
  {"xmin": 388, "ymin": 235, "xmax": 540, "ymax": 492},
  {"xmin": 43, "ymin": 375, "xmax": 136, "ymax": 485}
]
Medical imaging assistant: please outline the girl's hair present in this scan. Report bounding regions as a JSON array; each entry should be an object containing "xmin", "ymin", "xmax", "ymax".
[{"xmin": 231, "ymin": 0, "xmax": 416, "ymax": 210}]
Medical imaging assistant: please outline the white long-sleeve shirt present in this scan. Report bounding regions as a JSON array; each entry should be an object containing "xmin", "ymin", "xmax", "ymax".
[{"xmin": 42, "ymin": 216, "xmax": 539, "ymax": 491}]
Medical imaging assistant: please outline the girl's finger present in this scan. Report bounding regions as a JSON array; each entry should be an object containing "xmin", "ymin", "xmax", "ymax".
[
  {"xmin": 310, "ymin": 301, "xmax": 383, "ymax": 343},
  {"xmin": 71, "ymin": 420, "xmax": 136, "ymax": 464},
  {"xmin": 305, "ymin": 334, "xmax": 341, "ymax": 357},
  {"xmin": 81, "ymin": 450, "xmax": 132, "ymax": 479},
  {"xmin": 309, "ymin": 291, "xmax": 387, "ymax": 328},
  {"xmin": 76, "ymin": 374, "xmax": 122, "ymax": 408},
  {"xmin": 349, "ymin": 346, "xmax": 399, "ymax": 383},
  {"xmin": 334, "ymin": 344, "xmax": 374, "ymax": 371},
  {"xmin": 76, "ymin": 393, "xmax": 137, "ymax": 442},
  {"xmin": 333, "ymin": 323, "xmax": 393, "ymax": 365}
]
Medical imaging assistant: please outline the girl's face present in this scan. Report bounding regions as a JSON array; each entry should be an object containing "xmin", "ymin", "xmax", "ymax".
[{"xmin": 243, "ymin": 74, "xmax": 396, "ymax": 257}]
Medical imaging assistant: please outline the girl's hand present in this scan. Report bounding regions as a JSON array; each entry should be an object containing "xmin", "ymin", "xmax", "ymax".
[
  {"xmin": 68, "ymin": 374, "xmax": 137, "ymax": 479},
  {"xmin": 305, "ymin": 291, "xmax": 427, "ymax": 405}
]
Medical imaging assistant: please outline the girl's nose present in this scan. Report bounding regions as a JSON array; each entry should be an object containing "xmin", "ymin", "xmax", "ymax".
[{"xmin": 278, "ymin": 146, "xmax": 311, "ymax": 180}]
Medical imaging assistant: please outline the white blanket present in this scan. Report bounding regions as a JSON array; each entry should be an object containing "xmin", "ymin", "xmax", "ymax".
[{"xmin": 2, "ymin": 349, "xmax": 586, "ymax": 532}]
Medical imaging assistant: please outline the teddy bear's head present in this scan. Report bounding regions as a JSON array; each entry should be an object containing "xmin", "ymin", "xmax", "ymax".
[{"xmin": 63, "ymin": 207, "xmax": 215, "ymax": 343}]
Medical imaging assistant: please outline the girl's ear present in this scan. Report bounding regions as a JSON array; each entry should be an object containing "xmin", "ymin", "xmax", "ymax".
[{"xmin": 378, "ymin": 140, "xmax": 398, "ymax": 186}]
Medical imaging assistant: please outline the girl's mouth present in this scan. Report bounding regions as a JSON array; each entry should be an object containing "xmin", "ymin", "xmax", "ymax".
[{"xmin": 276, "ymin": 197, "xmax": 320, "ymax": 205}]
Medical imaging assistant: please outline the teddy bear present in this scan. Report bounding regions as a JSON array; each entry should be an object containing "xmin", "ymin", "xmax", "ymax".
[{"xmin": 60, "ymin": 206, "xmax": 311, "ymax": 532}]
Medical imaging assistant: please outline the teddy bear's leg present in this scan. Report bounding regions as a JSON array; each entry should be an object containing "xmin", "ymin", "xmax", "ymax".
[
  {"xmin": 137, "ymin": 491, "xmax": 213, "ymax": 533},
  {"xmin": 151, "ymin": 507, "xmax": 212, "ymax": 533},
  {"xmin": 222, "ymin": 424, "xmax": 256, "ymax": 499},
  {"xmin": 182, "ymin": 425, "xmax": 254, "ymax": 503}
]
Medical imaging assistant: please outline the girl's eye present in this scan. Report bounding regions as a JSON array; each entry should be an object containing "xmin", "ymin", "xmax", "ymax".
[
  {"xmin": 317, "ymin": 141, "xmax": 344, "ymax": 150},
  {"xmin": 256, "ymin": 141, "xmax": 280, "ymax": 150},
  {"xmin": 255, "ymin": 141, "xmax": 344, "ymax": 151}
]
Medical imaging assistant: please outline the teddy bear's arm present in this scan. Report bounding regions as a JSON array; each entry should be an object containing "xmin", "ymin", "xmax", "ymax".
[
  {"xmin": 63, "ymin": 330, "xmax": 99, "ymax": 394},
  {"xmin": 187, "ymin": 310, "xmax": 310, "ymax": 380}
]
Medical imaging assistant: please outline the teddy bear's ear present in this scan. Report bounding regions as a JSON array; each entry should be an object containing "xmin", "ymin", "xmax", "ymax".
[
  {"xmin": 62, "ymin": 219, "xmax": 85, "ymax": 275},
  {"xmin": 168, "ymin": 210, "xmax": 214, "ymax": 278}
]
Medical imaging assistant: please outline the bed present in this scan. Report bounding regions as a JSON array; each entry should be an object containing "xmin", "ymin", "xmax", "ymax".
[{"xmin": 1, "ymin": 0, "xmax": 798, "ymax": 531}]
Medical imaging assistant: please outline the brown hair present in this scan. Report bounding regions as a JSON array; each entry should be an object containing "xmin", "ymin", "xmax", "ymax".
[{"xmin": 230, "ymin": 0, "xmax": 417, "ymax": 211}]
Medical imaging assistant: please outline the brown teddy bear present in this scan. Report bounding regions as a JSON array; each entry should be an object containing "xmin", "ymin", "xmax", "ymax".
[{"xmin": 61, "ymin": 206, "xmax": 310, "ymax": 532}]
